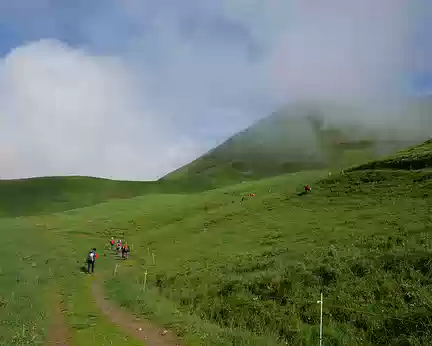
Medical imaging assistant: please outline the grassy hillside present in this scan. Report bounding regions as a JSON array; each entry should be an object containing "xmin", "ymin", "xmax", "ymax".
[
  {"xmin": 0, "ymin": 139, "xmax": 430, "ymax": 345},
  {"xmin": 350, "ymin": 139, "xmax": 432, "ymax": 171},
  {"xmin": 0, "ymin": 175, "xmax": 218, "ymax": 217},
  {"xmin": 0, "ymin": 176, "xmax": 150, "ymax": 217},
  {"xmin": 164, "ymin": 100, "xmax": 430, "ymax": 184}
]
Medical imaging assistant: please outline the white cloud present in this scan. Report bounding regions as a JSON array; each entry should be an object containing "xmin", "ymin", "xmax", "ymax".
[
  {"xmin": 0, "ymin": 39, "xmax": 202, "ymax": 180},
  {"xmin": 114, "ymin": 0, "xmax": 420, "ymax": 111},
  {"xmin": 255, "ymin": 0, "xmax": 413, "ymax": 102},
  {"xmin": 0, "ymin": 1, "xmax": 427, "ymax": 180}
]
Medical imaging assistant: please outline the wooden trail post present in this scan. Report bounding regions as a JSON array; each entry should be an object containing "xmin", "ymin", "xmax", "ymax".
[
  {"xmin": 152, "ymin": 253, "xmax": 155, "ymax": 264},
  {"xmin": 113, "ymin": 263, "xmax": 119, "ymax": 277}
]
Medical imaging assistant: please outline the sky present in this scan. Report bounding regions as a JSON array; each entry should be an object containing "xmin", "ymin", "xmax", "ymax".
[{"xmin": 0, "ymin": 0, "xmax": 431, "ymax": 180}]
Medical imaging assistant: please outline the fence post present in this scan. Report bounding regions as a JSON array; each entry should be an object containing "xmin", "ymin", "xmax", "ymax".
[
  {"xmin": 143, "ymin": 270, "xmax": 148, "ymax": 292},
  {"xmin": 317, "ymin": 292, "xmax": 323, "ymax": 346}
]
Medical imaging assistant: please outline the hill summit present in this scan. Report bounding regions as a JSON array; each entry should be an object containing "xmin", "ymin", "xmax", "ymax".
[{"xmin": 164, "ymin": 100, "xmax": 431, "ymax": 185}]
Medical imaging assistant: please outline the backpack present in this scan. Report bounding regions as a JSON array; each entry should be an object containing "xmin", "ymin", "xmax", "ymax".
[{"xmin": 88, "ymin": 251, "xmax": 95, "ymax": 262}]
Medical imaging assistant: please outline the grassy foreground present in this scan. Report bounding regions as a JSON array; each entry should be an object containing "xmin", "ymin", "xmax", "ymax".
[{"xmin": 0, "ymin": 140, "xmax": 430, "ymax": 345}]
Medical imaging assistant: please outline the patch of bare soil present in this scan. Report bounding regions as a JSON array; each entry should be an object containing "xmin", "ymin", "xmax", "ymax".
[
  {"xmin": 47, "ymin": 292, "xmax": 72, "ymax": 346},
  {"xmin": 92, "ymin": 279, "xmax": 183, "ymax": 346}
]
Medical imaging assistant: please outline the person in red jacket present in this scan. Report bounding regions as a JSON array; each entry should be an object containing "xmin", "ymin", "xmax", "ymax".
[{"xmin": 122, "ymin": 244, "xmax": 130, "ymax": 259}]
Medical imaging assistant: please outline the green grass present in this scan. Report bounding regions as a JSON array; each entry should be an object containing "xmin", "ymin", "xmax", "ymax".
[
  {"xmin": 0, "ymin": 214, "xmax": 147, "ymax": 346},
  {"xmin": 350, "ymin": 139, "xmax": 432, "ymax": 171},
  {"xmin": 0, "ymin": 218, "xmax": 52, "ymax": 345},
  {"xmin": 62, "ymin": 276, "xmax": 143, "ymax": 346},
  {"xmin": 0, "ymin": 139, "xmax": 431, "ymax": 345},
  {"xmin": 0, "ymin": 175, "xmax": 217, "ymax": 218},
  {"xmin": 101, "ymin": 168, "xmax": 431, "ymax": 345}
]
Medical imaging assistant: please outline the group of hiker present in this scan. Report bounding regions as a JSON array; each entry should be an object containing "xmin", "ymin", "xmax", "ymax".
[
  {"xmin": 86, "ymin": 184, "xmax": 312, "ymax": 274},
  {"xmin": 85, "ymin": 237, "xmax": 131, "ymax": 274},
  {"xmin": 110, "ymin": 237, "xmax": 131, "ymax": 259}
]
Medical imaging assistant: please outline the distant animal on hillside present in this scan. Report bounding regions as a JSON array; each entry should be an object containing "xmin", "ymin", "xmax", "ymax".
[
  {"xmin": 241, "ymin": 193, "xmax": 256, "ymax": 202},
  {"xmin": 298, "ymin": 185, "xmax": 312, "ymax": 196}
]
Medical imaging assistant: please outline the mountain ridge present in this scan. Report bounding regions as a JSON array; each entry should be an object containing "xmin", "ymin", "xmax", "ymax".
[{"xmin": 163, "ymin": 99, "xmax": 432, "ymax": 184}]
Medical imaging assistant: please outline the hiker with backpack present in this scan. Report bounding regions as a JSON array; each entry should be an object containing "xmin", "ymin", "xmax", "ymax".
[
  {"xmin": 87, "ymin": 248, "xmax": 98, "ymax": 274},
  {"xmin": 110, "ymin": 237, "xmax": 115, "ymax": 250},
  {"xmin": 122, "ymin": 243, "xmax": 130, "ymax": 259}
]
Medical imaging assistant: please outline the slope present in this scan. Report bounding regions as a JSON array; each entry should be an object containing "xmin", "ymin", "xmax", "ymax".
[
  {"xmin": 0, "ymin": 213, "xmax": 150, "ymax": 346},
  {"xmin": 20, "ymin": 139, "xmax": 429, "ymax": 345},
  {"xmin": 350, "ymin": 139, "xmax": 432, "ymax": 171},
  {"xmin": 164, "ymin": 99, "xmax": 431, "ymax": 184},
  {"xmin": 0, "ymin": 140, "xmax": 430, "ymax": 345},
  {"xmin": 0, "ymin": 176, "xmax": 155, "ymax": 217},
  {"xmin": 0, "ymin": 175, "xmax": 216, "ymax": 218}
]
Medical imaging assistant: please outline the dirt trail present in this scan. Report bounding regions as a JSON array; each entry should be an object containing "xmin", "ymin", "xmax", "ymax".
[
  {"xmin": 47, "ymin": 292, "xmax": 72, "ymax": 346},
  {"xmin": 91, "ymin": 279, "xmax": 183, "ymax": 346}
]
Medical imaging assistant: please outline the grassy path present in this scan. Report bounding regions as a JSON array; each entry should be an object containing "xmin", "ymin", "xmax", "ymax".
[
  {"xmin": 92, "ymin": 277, "xmax": 182, "ymax": 346},
  {"xmin": 31, "ymin": 219, "xmax": 152, "ymax": 346},
  {"xmin": 47, "ymin": 291, "xmax": 72, "ymax": 346},
  {"xmin": 49, "ymin": 229, "xmax": 183, "ymax": 346}
]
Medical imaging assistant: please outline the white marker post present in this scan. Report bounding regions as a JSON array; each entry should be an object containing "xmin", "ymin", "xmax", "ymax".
[
  {"xmin": 152, "ymin": 253, "xmax": 155, "ymax": 265},
  {"xmin": 114, "ymin": 263, "xmax": 119, "ymax": 277},
  {"xmin": 143, "ymin": 270, "xmax": 148, "ymax": 292},
  {"xmin": 317, "ymin": 292, "xmax": 323, "ymax": 346}
]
